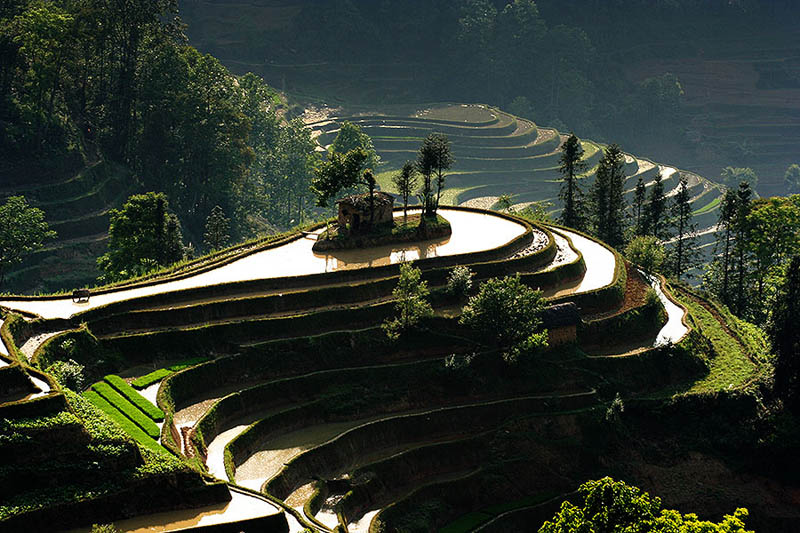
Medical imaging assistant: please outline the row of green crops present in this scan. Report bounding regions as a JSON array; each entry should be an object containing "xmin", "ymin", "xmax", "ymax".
[
  {"xmin": 104, "ymin": 375, "xmax": 164, "ymax": 421},
  {"xmin": 82, "ymin": 390, "xmax": 162, "ymax": 451},
  {"xmin": 90, "ymin": 382, "xmax": 160, "ymax": 438}
]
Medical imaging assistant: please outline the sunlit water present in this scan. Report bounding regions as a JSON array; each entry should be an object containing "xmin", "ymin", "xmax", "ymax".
[
  {"xmin": 0, "ymin": 209, "xmax": 527, "ymax": 320},
  {"xmin": 65, "ymin": 488, "xmax": 281, "ymax": 533}
]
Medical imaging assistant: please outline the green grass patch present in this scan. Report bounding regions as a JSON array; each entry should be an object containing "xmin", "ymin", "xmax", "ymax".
[
  {"xmin": 104, "ymin": 375, "xmax": 164, "ymax": 421},
  {"xmin": 83, "ymin": 390, "xmax": 162, "ymax": 451},
  {"xmin": 693, "ymin": 195, "xmax": 721, "ymax": 215},
  {"xmin": 131, "ymin": 357, "xmax": 210, "ymax": 389},
  {"xmin": 674, "ymin": 293, "xmax": 758, "ymax": 394},
  {"xmin": 439, "ymin": 511, "xmax": 494, "ymax": 533},
  {"xmin": 91, "ymin": 382, "xmax": 161, "ymax": 438},
  {"xmin": 167, "ymin": 357, "xmax": 210, "ymax": 372},
  {"xmin": 131, "ymin": 368, "xmax": 172, "ymax": 389}
]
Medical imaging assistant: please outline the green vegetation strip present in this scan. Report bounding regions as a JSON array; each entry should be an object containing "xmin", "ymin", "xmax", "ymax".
[
  {"xmin": 131, "ymin": 369, "xmax": 172, "ymax": 389},
  {"xmin": 672, "ymin": 291, "xmax": 757, "ymax": 394},
  {"xmin": 692, "ymin": 195, "xmax": 720, "ymax": 215},
  {"xmin": 131, "ymin": 357, "xmax": 210, "ymax": 389},
  {"xmin": 91, "ymin": 383, "xmax": 161, "ymax": 438},
  {"xmin": 104, "ymin": 375, "xmax": 164, "ymax": 421},
  {"xmin": 82, "ymin": 390, "xmax": 162, "ymax": 451}
]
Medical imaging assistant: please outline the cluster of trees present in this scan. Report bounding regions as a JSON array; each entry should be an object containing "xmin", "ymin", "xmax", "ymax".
[
  {"xmin": 704, "ymin": 187, "xmax": 800, "ymax": 323},
  {"xmin": 312, "ymin": 127, "xmax": 453, "ymax": 235},
  {"xmin": 558, "ymin": 135, "xmax": 698, "ymax": 279},
  {"xmin": 540, "ymin": 477, "xmax": 752, "ymax": 533},
  {"xmin": 384, "ymin": 262, "xmax": 547, "ymax": 363},
  {"xmin": 1, "ymin": 0, "xmax": 319, "ymax": 240}
]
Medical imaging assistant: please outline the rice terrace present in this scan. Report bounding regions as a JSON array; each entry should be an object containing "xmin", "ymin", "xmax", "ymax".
[{"xmin": 2, "ymin": 1, "xmax": 800, "ymax": 533}]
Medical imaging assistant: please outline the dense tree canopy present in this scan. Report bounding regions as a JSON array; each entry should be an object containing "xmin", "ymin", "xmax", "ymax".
[
  {"xmin": 0, "ymin": 196, "xmax": 56, "ymax": 286},
  {"xmin": 97, "ymin": 192, "xmax": 185, "ymax": 282},
  {"xmin": 460, "ymin": 274, "xmax": 548, "ymax": 363},
  {"xmin": 540, "ymin": 477, "xmax": 753, "ymax": 533}
]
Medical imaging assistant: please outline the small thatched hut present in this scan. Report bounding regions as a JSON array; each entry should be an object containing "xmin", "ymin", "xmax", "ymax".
[
  {"xmin": 336, "ymin": 191, "xmax": 394, "ymax": 234},
  {"xmin": 541, "ymin": 302, "xmax": 582, "ymax": 346}
]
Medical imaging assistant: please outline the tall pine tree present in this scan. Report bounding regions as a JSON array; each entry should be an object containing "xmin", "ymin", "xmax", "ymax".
[
  {"xmin": 668, "ymin": 176, "xmax": 699, "ymax": 280},
  {"xmin": 733, "ymin": 181, "xmax": 753, "ymax": 316},
  {"xmin": 633, "ymin": 176, "xmax": 646, "ymax": 237},
  {"xmin": 590, "ymin": 144, "xmax": 626, "ymax": 248},
  {"xmin": 645, "ymin": 171, "xmax": 669, "ymax": 239},
  {"xmin": 558, "ymin": 133, "xmax": 586, "ymax": 230}
]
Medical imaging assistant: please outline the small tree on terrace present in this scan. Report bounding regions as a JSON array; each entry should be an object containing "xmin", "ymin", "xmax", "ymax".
[
  {"xmin": 310, "ymin": 148, "xmax": 369, "ymax": 208},
  {"xmin": 460, "ymin": 274, "xmax": 548, "ymax": 364},
  {"xmin": 392, "ymin": 161, "xmax": 418, "ymax": 224},
  {"xmin": 0, "ymin": 196, "xmax": 56, "ymax": 286},
  {"xmin": 417, "ymin": 133, "xmax": 454, "ymax": 217},
  {"xmin": 203, "ymin": 205, "xmax": 230, "ymax": 251},
  {"xmin": 625, "ymin": 236, "xmax": 665, "ymax": 274},
  {"xmin": 382, "ymin": 262, "xmax": 434, "ymax": 340},
  {"xmin": 558, "ymin": 133, "xmax": 586, "ymax": 230}
]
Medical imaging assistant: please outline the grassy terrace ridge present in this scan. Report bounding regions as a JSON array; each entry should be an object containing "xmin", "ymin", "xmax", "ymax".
[
  {"xmin": 90, "ymin": 382, "xmax": 161, "ymax": 438},
  {"xmin": 104, "ymin": 374, "xmax": 165, "ymax": 421}
]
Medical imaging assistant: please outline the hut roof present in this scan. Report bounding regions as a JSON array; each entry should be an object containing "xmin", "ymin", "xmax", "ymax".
[
  {"xmin": 336, "ymin": 191, "xmax": 394, "ymax": 210},
  {"xmin": 541, "ymin": 302, "xmax": 582, "ymax": 328}
]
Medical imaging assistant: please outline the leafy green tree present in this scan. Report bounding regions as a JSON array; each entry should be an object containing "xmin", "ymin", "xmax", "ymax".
[
  {"xmin": 625, "ymin": 236, "xmax": 665, "ymax": 274},
  {"xmin": 392, "ymin": 161, "xmax": 418, "ymax": 224},
  {"xmin": 644, "ymin": 171, "xmax": 669, "ymax": 240},
  {"xmin": 668, "ymin": 176, "xmax": 699, "ymax": 280},
  {"xmin": 0, "ymin": 196, "xmax": 56, "ymax": 286},
  {"xmin": 97, "ymin": 192, "xmax": 184, "ymax": 282},
  {"xmin": 460, "ymin": 274, "xmax": 547, "ymax": 364},
  {"xmin": 785, "ymin": 163, "xmax": 800, "ymax": 195},
  {"xmin": 558, "ymin": 133, "xmax": 586, "ymax": 230},
  {"xmin": 446, "ymin": 265, "xmax": 474, "ymax": 298},
  {"xmin": 382, "ymin": 262, "xmax": 433, "ymax": 340},
  {"xmin": 507, "ymin": 96, "xmax": 534, "ymax": 119},
  {"xmin": 203, "ymin": 205, "xmax": 230, "ymax": 252},
  {"xmin": 540, "ymin": 477, "xmax": 752, "ymax": 533},
  {"xmin": 633, "ymin": 176, "xmax": 646, "ymax": 236},
  {"xmin": 590, "ymin": 144, "xmax": 626, "ymax": 248},
  {"xmin": 745, "ymin": 197, "xmax": 800, "ymax": 321},
  {"xmin": 416, "ymin": 133, "xmax": 454, "ymax": 217},
  {"xmin": 720, "ymin": 166, "xmax": 758, "ymax": 191},
  {"xmin": 331, "ymin": 120, "xmax": 379, "ymax": 169},
  {"xmin": 769, "ymin": 255, "xmax": 800, "ymax": 413},
  {"xmin": 310, "ymin": 148, "xmax": 369, "ymax": 208}
]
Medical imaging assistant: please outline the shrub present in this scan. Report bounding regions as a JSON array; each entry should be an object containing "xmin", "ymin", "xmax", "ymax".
[
  {"xmin": 382, "ymin": 262, "xmax": 433, "ymax": 340},
  {"xmin": 91, "ymin": 383, "xmax": 161, "ymax": 438},
  {"xmin": 446, "ymin": 265, "xmax": 474, "ymax": 297},
  {"xmin": 460, "ymin": 274, "xmax": 548, "ymax": 363},
  {"xmin": 625, "ymin": 236, "xmax": 665, "ymax": 273},
  {"xmin": 46, "ymin": 359, "xmax": 85, "ymax": 391},
  {"xmin": 104, "ymin": 375, "xmax": 164, "ymax": 421}
]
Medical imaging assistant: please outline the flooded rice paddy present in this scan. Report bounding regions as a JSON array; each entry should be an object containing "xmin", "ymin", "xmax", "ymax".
[
  {"xmin": 66, "ymin": 488, "xmax": 281, "ymax": 533},
  {"xmin": 0, "ymin": 208, "xmax": 527, "ymax": 320}
]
